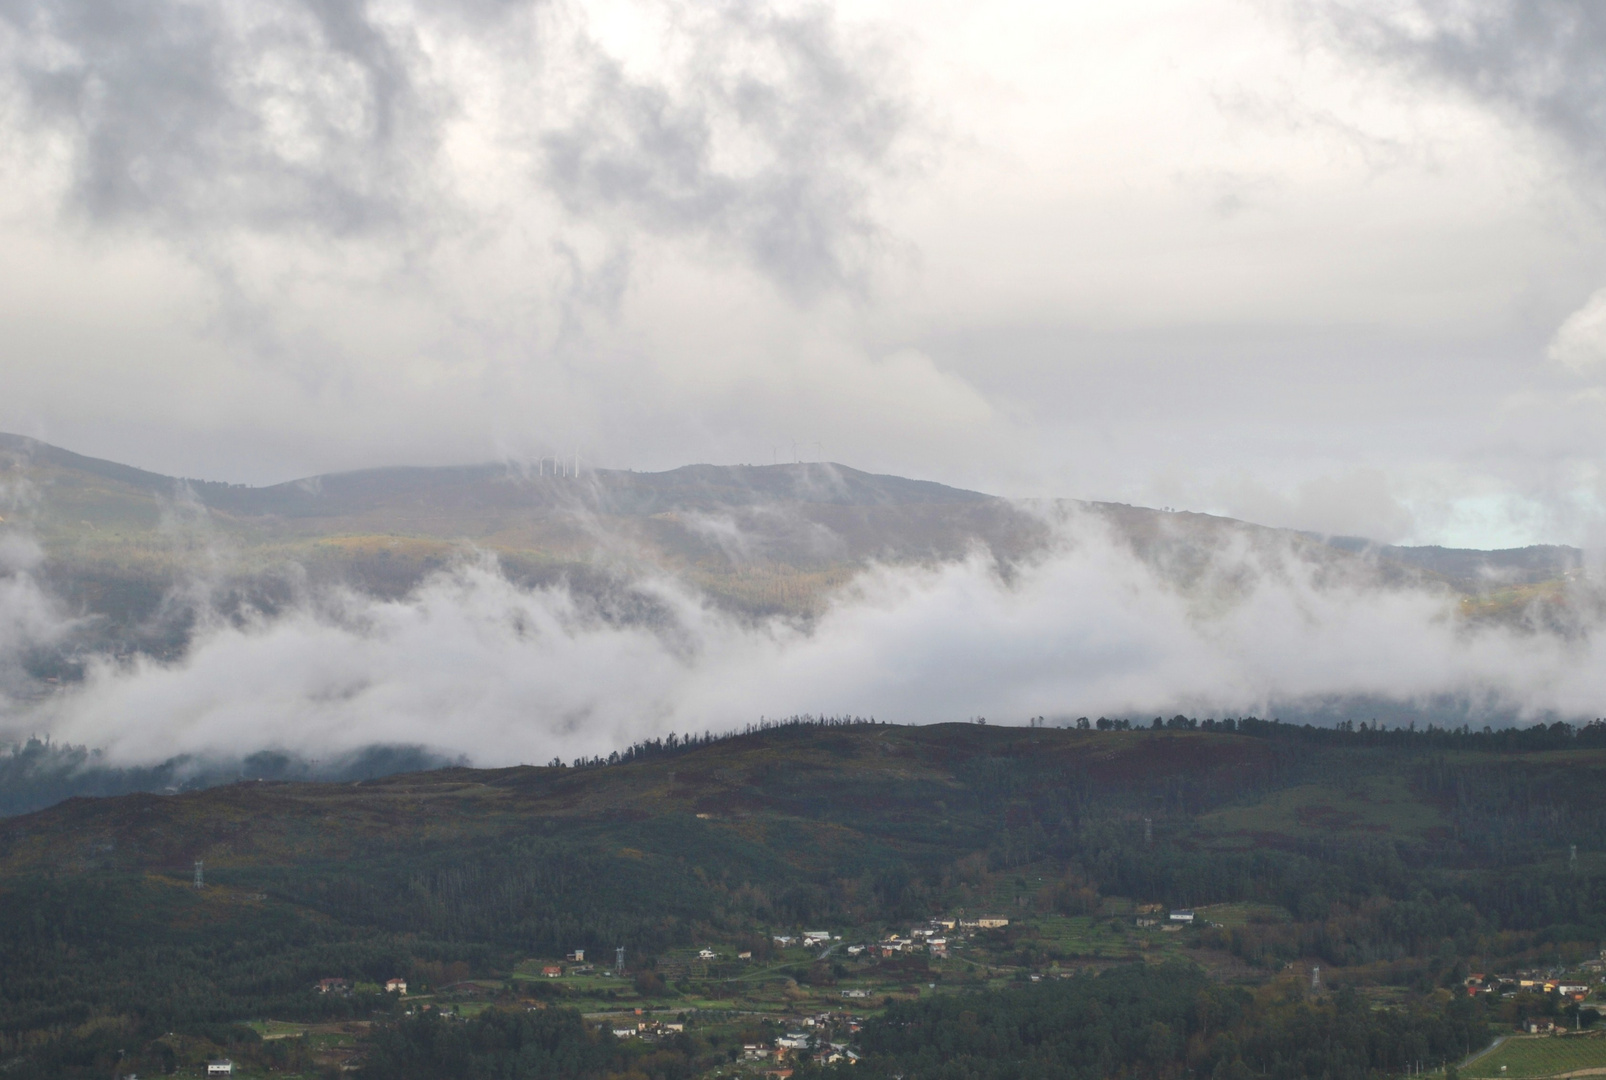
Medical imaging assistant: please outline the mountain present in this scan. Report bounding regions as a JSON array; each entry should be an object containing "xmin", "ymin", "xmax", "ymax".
[{"xmin": 0, "ymin": 434, "xmax": 1592, "ymax": 674}]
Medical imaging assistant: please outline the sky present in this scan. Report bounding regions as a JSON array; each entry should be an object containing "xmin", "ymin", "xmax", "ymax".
[{"xmin": 2, "ymin": 0, "xmax": 1606, "ymax": 549}]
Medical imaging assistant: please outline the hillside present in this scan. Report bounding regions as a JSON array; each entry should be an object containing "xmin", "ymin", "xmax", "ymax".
[
  {"xmin": 1, "ymin": 719, "xmax": 1605, "ymax": 1077},
  {"xmin": 1, "ymin": 433, "xmax": 1590, "ymax": 673}
]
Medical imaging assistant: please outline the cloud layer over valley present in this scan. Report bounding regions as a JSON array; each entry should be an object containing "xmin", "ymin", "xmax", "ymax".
[{"xmin": 3, "ymin": 503, "xmax": 1601, "ymax": 769}]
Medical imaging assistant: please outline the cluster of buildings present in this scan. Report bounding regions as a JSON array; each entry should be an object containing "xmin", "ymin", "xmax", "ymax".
[
  {"xmin": 849, "ymin": 917, "xmax": 1008, "ymax": 961},
  {"xmin": 610, "ymin": 1017, "xmax": 686, "ymax": 1040},
  {"xmin": 772, "ymin": 930, "xmax": 839, "ymax": 948},
  {"xmin": 1135, "ymin": 909, "xmax": 1197, "ymax": 931},
  {"xmin": 313, "ymin": 976, "xmax": 407, "ymax": 995},
  {"xmin": 742, "ymin": 1011, "xmax": 864, "ymax": 1070},
  {"xmin": 1462, "ymin": 972, "xmax": 1595, "ymax": 1000}
]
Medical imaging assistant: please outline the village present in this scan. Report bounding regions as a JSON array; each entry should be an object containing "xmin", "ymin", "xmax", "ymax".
[{"xmin": 109, "ymin": 901, "xmax": 1606, "ymax": 1078}]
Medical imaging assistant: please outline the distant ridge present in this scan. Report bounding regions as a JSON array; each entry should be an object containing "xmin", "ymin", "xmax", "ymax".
[{"xmin": 0, "ymin": 431, "xmax": 1589, "ymax": 613}]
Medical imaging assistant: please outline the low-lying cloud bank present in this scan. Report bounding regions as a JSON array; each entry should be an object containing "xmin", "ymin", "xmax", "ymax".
[{"xmin": 1, "ymin": 512, "xmax": 1603, "ymax": 768}]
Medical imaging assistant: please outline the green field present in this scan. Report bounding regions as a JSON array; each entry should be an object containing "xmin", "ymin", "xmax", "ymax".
[{"xmin": 1464, "ymin": 1036, "xmax": 1606, "ymax": 1079}]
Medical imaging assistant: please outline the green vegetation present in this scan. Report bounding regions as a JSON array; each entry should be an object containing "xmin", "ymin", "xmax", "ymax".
[
  {"xmin": 2, "ymin": 719, "xmax": 1606, "ymax": 1077},
  {"xmin": 1464, "ymin": 1035, "xmax": 1606, "ymax": 1073},
  {"xmin": 1461, "ymin": 1036, "xmax": 1606, "ymax": 1079},
  {"xmin": 838, "ymin": 962, "xmax": 1486, "ymax": 1080}
]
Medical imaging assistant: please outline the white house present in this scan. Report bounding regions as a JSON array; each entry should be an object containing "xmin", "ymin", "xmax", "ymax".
[
  {"xmin": 206, "ymin": 1062, "xmax": 234, "ymax": 1076},
  {"xmin": 1169, "ymin": 910, "xmax": 1195, "ymax": 923},
  {"xmin": 698, "ymin": 948, "xmax": 716, "ymax": 960}
]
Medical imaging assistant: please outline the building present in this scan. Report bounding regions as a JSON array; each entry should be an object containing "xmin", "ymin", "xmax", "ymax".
[
  {"xmin": 316, "ymin": 978, "xmax": 350, "ymax": 994},
  {"xmin": 976, "ymin": 917, "xmax": 1010, "ymax": 929},
  {"xmin": 613, "ymin": 1028, "xmax": 637, "ymax": 1038},
  {"xmin": 698, "ymin": 948, "xmax": 716, "ymax": 959},
  {"xmin": 566, "ymin": 949, "xmax": 585, "ymax": 962},
  {"xmin": 386, "ymin": 978, "xmax": 407, "ymax": 994},
  {"xmin": 206, "ymin": 1061, "xmax": 234, "ymax": 1076},
  {"xmin": 542, "ymin": 965, "xmax": 563, "ymax": 977},
  {"xmin": 804, "ymin": 930, "xmax": 831, "ymax": 944},
  {"xmin": 1524, "ymin": 1018, "xmax": 1556, "ymax": 1034},
  {"xmin": 1169, "ymin": 910, "xmax": 1195, "ymax": 923}
]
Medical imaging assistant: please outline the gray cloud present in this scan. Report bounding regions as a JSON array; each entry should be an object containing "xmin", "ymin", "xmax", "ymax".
[
  {"xmin": 0, "ymin": 0, "xmax": 913, "ymax": 294},
  {"xmin": 538, "ymin": 2, "xmax": 911, "ymax": 295},
  {"xmin": 1313, "ymin": 1, "xmax": 1606, "ymax": 173},
  {"xmin": 0, "ymin": 0, "xmax": 440, "ymax": 234}
]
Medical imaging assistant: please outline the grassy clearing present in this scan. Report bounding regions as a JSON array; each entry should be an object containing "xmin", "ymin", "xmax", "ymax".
[
  {"xmin": 1196, "ymin": 771, "xmax": 1444, "ymax": 842},
  {"xmin": 1463, "ymin": 1035, "xmax": 1606, "ymax": 1079}
]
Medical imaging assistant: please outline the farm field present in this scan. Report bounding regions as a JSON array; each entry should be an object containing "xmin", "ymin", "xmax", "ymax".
[{"xmin": 1463, "ymin": 1036, "xmax": 1606, "ymax": 1079}]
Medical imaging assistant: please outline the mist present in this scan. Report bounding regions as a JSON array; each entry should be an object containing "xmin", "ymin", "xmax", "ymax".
[{"xmin": 2, "ymin": 506, "xmax": 1600, "ymax": 770}]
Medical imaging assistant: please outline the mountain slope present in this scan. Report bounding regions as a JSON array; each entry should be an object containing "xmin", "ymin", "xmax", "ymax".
[{"xmin": 0, "ymin": 433, "xmax": 1593, "ymax": 673}]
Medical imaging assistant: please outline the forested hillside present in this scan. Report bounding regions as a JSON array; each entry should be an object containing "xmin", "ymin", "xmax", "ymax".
[{"xmin": 2, "ymin": 719, "xmax": 1606, "ymax": 1077}]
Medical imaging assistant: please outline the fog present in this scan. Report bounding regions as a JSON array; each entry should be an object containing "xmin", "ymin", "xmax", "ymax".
[{"xmin": 3, "ymin": 508, "xmax": 1599, "ymax": 768}]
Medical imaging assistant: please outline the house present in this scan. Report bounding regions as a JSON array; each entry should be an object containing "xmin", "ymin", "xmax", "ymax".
[
  {"xmin": 698, "ymin": 948, "xmax": 716, "ymax": 960},
  {"xmin": 1559, "ymin": 985, "xmax": 1590, "ymax": 998},
  {"xmin": 1169, "ymin": 910, "xmax": 1195, "ymax": 923},
  {"xmin": 803, "ymin": 930, "xmax": 831, "ymax": 944},
  {"xmin": 777, "ymin": 1034, "xmax": 811, "ymax": 1050},
  {"xmin": 566, "ymin": 950, "xmax": 585, "ymax": 962},
  {"xmin": 663, "ymin": 1022, "xmax": 684, "ymax": 1033},
  {"xmin": 976, "ymin": 917, "xmax": 1010, "ymax": 929},
  {"xmin": 738, "ymin": 951, "xmax": 752, "ymax": 960},
  {"xmin": 842, "ymin": 989, "xmax": 870, "ymax": 998},
  {"xmin": 206, "ymin": 1062, "xmax": 234, "ymax": 1076},
  {"xmin": 542, "ymin": 965, "xmax": 563, "ymax": 977},
  {"xmin": 773, "ymin": 935, "xmax": 795, "ymax": 946},
  {"xmin": 845, "ymin": 945, "xmax": 864, "ymax": 955},
  {"xmin": 385, "ymin": 978, "xmax": 407, "ymax": 993},
  {"xmin": 613, "ymin": 1028, "xmax": 637, "ymax": 1038},
  {"xmin": 1524, "ymin": 1018, "xmax": 1556, "ymax": 1034}
]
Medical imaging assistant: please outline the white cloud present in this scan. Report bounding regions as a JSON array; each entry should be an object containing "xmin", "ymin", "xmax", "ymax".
[
  {"xmin": 1548, "ymin": 286, "xmax": 1606, "ymax": 373},
  {"xmin": 6, "ymin": 511, "xmax": 1601, "ymax": 766}
]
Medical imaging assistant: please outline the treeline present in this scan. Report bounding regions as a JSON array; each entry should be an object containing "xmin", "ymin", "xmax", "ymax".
[
  {"xmin": 559, "ymin": 715, "xmax": 882, "ymax": 769},
  {"xmin": 1083, "ymin": 715, "xmax": 1606, "ymax": 753},
  {"xmin": 834, "ymin": 962, "xmax": 1488, "ymax": 1080}
]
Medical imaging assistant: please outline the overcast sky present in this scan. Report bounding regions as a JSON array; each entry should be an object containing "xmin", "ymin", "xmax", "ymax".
[{"xmin": 2, "ymin": 0, "xmax": 1604, "ymax": 549}]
